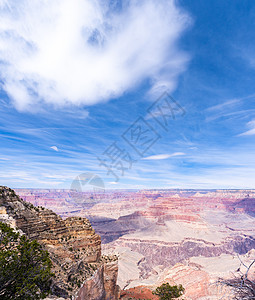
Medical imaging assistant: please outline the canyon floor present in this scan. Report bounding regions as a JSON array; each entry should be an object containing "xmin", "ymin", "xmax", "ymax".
[{"xmin": 16, "ymin": 189, "xmax": 255, "ymax": 299}]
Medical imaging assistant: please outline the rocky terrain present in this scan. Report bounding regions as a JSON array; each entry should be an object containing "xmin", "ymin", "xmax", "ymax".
[
  {"xmin": 0, "ymin": 186, "xmax": 119, "ymax": 300},
  {"xmin": 15, "ymin": 188, "xmax": 255, "ymax": 299}
]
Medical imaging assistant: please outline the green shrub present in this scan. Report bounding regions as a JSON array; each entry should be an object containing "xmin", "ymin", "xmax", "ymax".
[
  {"xmin": 153, "ymin": 283, "xmax": 184, "ymax": 300},
  {"xmin": 0, "ymin": 222, "xmax": 54, "ymax": 299}
]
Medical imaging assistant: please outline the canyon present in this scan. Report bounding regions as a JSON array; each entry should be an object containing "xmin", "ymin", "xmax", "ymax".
[
  {"xmin": 15, "ymin": 188, "xmax": 255, "ymax": 299},
  {"xmin": 0, "ymin": 186, "xmax": 119, "ymax": 300}
]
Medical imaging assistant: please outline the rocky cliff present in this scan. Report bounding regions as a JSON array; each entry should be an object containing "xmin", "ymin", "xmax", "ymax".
[{"xmin": 0, "ymin": 186, "xmax": 119, "ymax": 300}]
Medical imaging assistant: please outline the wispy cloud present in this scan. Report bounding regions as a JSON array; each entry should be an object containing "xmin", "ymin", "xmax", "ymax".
[
  {"xmin": 239, "ymin": 119, "xmax": 255, "ymax": 136},
  {"xmin": 142, "ymin": 152, "xmax": 185, "ymax": 160},
  {"xmin": 50, "ymin": 146, "xmax": 59, "ymax": 152},
  {"xmin": 0, "ymin": 0, "xmax": 190, "ymax": 111},
  {"xmin": 206, "ymin": 94, "xmax": 255, "ymax": 122},
  {"xmin": 206, "ymin": 99, "xmax": 241, "ymax": 112}
]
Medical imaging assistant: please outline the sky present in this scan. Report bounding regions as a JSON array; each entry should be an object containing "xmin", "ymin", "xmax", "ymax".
[{"xmin": 0, "ymin": 0, "xmax": 255, "ymax": 189}]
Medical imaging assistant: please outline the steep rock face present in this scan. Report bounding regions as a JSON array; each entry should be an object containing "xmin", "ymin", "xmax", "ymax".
[
  {"xmin": 75, "ymin": 266, "xmax": 105, "ymax": 300},
  {"xmin": 103, "ymin": 260, "xmax": 119, "ymax": 300},
  {"xmin": 0, "ymin": 186, "xmax": 118, "ymax": 300},
  {"xmin": 75, "ymin": 260, "xmax": 119, "ymax": 300}
]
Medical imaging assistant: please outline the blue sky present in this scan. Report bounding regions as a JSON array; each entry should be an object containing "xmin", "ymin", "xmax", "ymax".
[{"xmin": 0, "ymin": 0, "xmax": 255, "ymax": 189}]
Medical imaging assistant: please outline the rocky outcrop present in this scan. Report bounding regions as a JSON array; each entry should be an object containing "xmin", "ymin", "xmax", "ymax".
[
  {"xmin": 0, "ymin": 186, "xmax": 119, "ymax": 299},
  {"xmin": 120, "ymin": 250, "xmax": 255, "ymax": 300},
  {"xmin": 103, "ymin": 260, "xmax": 119, "ymax": 300},
  {"xmin": 75, "ymin": 265, "xmax": 105, "ymax": 300}
]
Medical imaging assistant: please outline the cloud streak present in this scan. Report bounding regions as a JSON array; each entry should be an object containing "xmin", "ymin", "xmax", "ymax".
[
  {"xmin": 142, "ymin": 152, "xmax": 185, "ymax": 160},
  {"xmin": 239, "ymin": 119, "xmax": 255, "ymax": 136},
  {"xmin": 0, "ymin": 0, "xmax": 190, "ymax": 111}
]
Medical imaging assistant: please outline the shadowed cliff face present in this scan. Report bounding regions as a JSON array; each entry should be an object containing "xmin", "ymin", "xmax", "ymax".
[
  {"xmin": 227, "ymin": 197, "xmax": 255, "ymax": 217},
  {"xmin": 0, "ymin": 186, "xmax": 119, "ymax": 300},
  {"xmin": 89, "ymin": 212, "xmax": 153, "ymax": 243}
]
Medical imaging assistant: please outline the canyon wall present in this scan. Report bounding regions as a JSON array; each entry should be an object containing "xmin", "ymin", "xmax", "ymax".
[
  {"xmin": 0, "ymin": 186, "xmax": 119, "ymax": 300},
  {"xmin": 14, "ymin": 188, "xmax": 255, "ymax": 299}
]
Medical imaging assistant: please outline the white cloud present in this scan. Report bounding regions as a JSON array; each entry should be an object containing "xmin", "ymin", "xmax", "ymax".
[
  {"xmin": 142, "ymin": 152, "xmax": 185, "ymax": 160},
  {"xmin": 239, "ymin": 120, "xmax": 255, "ymax": 136},
  {"xmin": 50, "ymin": 146, "xmax": 59, "ymax": 151},
  {"xmin": 0, "ymin": 0, "xmax": 190, "ymax": 111},
  {"xmin": 206, "ymin": 94, "xmax": 255, "ymax": 123}
]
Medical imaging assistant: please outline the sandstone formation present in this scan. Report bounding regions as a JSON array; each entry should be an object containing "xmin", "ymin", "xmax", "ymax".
[
  {"xmin": 14, "ymin": 188, "xmax": 255, "ymax": 299},
  {"xmin": 121, "ymin": 250, "xmax": 255, "ymax": 299},
  {"xmin": 0, "ymin": 186, "xmax": 119, "ymax": 300},
  {"xmin": 97, "ymin": 190, "xmax": 255, "ymax": 299}
]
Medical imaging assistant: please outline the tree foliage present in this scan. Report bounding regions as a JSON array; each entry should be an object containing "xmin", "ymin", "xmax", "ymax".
[
  {"xmin": 153, "ymin": 283, "xmax": 185, "ymax": 300},
  {"xmin": 0, "ymin": 221, "xmax": 54, "ymax": 299}
]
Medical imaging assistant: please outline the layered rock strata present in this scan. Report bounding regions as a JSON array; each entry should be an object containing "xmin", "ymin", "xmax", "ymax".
[{"xmin": 0, "ymin": 186, "xmax": 118, "ymax": 300}]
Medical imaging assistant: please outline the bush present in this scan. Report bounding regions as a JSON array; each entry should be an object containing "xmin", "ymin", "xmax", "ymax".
[
  {"xmin": 153, "ymin": 283, "xmax": 185, "ymax": 300},
  {"xmin": 0, "ymin": 222, "xmax": 54, "ymax": 299}
]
